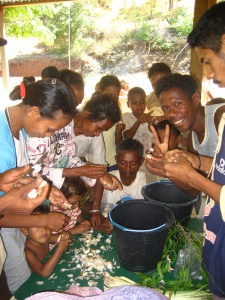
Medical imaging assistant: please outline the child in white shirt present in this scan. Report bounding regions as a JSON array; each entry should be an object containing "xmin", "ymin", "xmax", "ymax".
[{"xmin": 123, "ymin": 87, "xmax": 154, "ymax": 155}]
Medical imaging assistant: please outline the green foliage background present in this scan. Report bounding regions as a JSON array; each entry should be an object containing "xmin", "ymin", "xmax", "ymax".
[{"xmin": 4, "ymin": 0, "xmax": 193, "ymax": 55}]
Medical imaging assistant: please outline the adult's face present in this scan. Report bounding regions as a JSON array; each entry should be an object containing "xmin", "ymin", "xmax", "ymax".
[
  {"xmin": 24, "ymin": 107, "xmax": 72, "ymax": 138},
  {"xmin": 160, "ymin": 88, "xmax": 199, "ymax": 132},
  {"xmin": 82, "ymin": 117, "xmax": 114, "ymax": 137},
  {"xmin": 116, "ymin": 150, "xmax": 142, "ymax": 183},
  {"xmin": 195, "ymin": 37, "xmax": 225, "ymax": 88}
]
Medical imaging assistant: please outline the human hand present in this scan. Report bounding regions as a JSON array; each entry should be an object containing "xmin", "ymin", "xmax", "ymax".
[
  {"xmin": 165, "ymin": 150, "xmax": 200, "ymax": 169},
  {"xmin": 145, "ymin": 154, "xmax": 166, "ymax": 177},
  {"xmin": 0, "ymin": 177, "xmax": 50, "ymax": 215},
  {"xmin": 150, "ymin": 124, "xmax": 169, "ymax": 155},
  {"xmin": 116, "ymin": 121, "xmax": 126, "ymax": 132},
  {"xmin": 45, "ymin": 212, "xmax": 70, "ymax": 232},
  {"xmin": 100, "ymin": 173, "xmax": 123, "ymax": 191},
  {"xmin": 89, "ymin": 211, "xmax": 102, "ymax": 231},
  {"xmin": 138, "ymin": 112, "xmax": 152, "ymax": 124},
  {"xmin": 98, "ymin": 216, "xmax": 113, "ymax": 234},
  {"xmin": 77, "ymin": 164, "xmax": 107, "ymax": 179},
  {"xmin": 73, "ymin": 221, "xmax": 91, "ymax": 234},
  {"xmin": 0, "ymin": 165, "xmax": 31, "ymax": 192},
  {"xmin": 49, "ymin": 186, "xmax": 71, "ymax": 210},
  {"xmin": 57, "ymin": 238, "xmax": 71, "ymax": 252},
  {"xmin": 163, "ymin": 153, "xmax": 195, "ymax": 184},
  {"xmin": 61, "ymin": 231, "xmax": 72, "ymax": 241}
]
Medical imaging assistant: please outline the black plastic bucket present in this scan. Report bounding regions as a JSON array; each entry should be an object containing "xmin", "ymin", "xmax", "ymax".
[
  {"xmin": 109, "ymin": 199, "xmax": 174, "ymax": 272},
  {"xmin": 142, "ymin": 180, "xmax": 200, "ymax": 227}
]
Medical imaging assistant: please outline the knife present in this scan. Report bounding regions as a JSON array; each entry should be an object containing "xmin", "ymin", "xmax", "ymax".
[{"xmin": 24, "ymin": 151, "xmax": 48, "ymax": 178}]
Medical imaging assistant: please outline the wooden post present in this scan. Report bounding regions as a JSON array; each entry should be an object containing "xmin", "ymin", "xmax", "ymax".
[
  {"xmin": 190, "ymin": 0, "xmax": 216, "ymax": 99},
  {"xmin": 0, "ymin": 5, "xmax": 9, "ymax": 97}
]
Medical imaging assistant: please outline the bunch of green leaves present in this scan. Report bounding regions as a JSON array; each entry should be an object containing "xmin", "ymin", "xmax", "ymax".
[
  {"xmin": 43, "ymin": 2, "xmax": 95, "ymax": 54},
  {"xmin": 136, "ymin": 223, "xmax": 209, "ymax": 294},
  {"xmin": 168, "ymin": 7, "xmax": 193, "ymax": 37},
  {"xmin": 133, "ymin": 21, "xmax": 173, "ymax": 50},
  {"xmin": 134, "ymin": 21, "xmax": 155, "ymax": 42},
  {"xmin": 4, "ymin": 5, "xmax": 55, "ymax": 46}
]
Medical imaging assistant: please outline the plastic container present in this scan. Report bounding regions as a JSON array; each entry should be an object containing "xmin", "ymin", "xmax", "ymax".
[
  {"xmin": 109, "ymin": 199, "xmax": 174, "ymax": 272},
  {"xmin": 142, "ymin": 180, "xmax": 200, "ymax": 227}
]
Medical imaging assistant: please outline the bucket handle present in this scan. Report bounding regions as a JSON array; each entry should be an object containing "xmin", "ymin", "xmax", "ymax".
[
  {"xmin": 109, "ymin": 217, "xmax": 166, "ymax": 232},
  {"xmin": 109, "ymin": 207, "xmax": 166, "ymax": 232}
]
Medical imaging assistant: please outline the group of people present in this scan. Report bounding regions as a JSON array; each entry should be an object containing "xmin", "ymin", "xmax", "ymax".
[{"xmin": 1, "ymin": 2, "xmax": 225, "ymax": 299}]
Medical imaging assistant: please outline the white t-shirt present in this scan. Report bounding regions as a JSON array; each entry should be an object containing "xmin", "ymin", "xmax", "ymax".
[
  {"xmin": 103, "ymin": 124, "xmax": 117, "ymax": 166},
  {"xmin": 122, "ymin": 112, "xmax": 154, "ymax": 155},
  {"xmin": 101, "ymin": 169, "xmax": 146, "ymax": 211},
  {"xmin": 73, "ymin": 132, "xmax": 106, "ymax": 164}
]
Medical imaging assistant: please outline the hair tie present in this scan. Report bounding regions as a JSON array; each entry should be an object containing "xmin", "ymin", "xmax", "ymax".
[{"xmin": 20, "ymin": 81, "xmax": 26, "ymax": 98}]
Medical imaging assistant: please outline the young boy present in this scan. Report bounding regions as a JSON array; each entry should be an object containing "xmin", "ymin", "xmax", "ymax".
[
  {"xmin": 21, "ymin": 207, "xmax": 71, "ymax": 277},
  {"xmin": 147, "ymin": 62, "xmax": 171, "ymax": 114},
  {"xmin": 98, "ymin": 75, "xmax": 124, "ymax": 171},
  {"xmin": 101, "ymin": 139, "xmax": 146, "ymax": 215},
  {"xmin": 122, "ymin": 87, "xmax": 154, "ymax": 156}
]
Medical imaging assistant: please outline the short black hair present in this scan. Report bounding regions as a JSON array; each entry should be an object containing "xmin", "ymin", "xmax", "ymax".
[
  {"xmin": 187, "ymin": 2, "xmax": 225, "ymax": 53},
  {"xmin": 128, "ymin": 87, "xmax": 146, "ymax": 100},
  {"xmin": 61, "ymin": 177, "xmax": 86, "ymax": 199},
  {"xmin": 155, "ymin": 73, "xmax": 198, "ymax": 99},
  {"xmin": 154, "ymin": 120, "xmax": 180, "ymax": 138},
  {"xmin": 147, "ymin": 63, "xmax": 171, "ymax": 79},
  {"xmin": 99, "ymin": 75, "xmax": 121, "ymax": 91},
  {"xmin": 41, "ymin": 66, "xmax": 59, "ymax": 78},
  {"xmin": 116, "ymin": 139, "xmax": 144, "ymax": 163},
  {"xmin": 84, "ymin": 93, "xmax": 121, "ymax": 124},
  {"xmin": 41, "ymin": 67, "xmax": 84, "ymax": 90}
]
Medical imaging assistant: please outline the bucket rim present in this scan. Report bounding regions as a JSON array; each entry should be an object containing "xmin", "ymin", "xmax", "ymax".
[
  {"xmin": 109, "ymin": 199, "xmax": 174, "ymax": 232},
  {"xmin": 141, "ymin": 180, "xmax": 200, "ymax": 207}
]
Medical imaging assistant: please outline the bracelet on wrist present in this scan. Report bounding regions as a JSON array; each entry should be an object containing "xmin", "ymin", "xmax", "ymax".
[{"xmin": 89, "ymin": 209, "xmax": 101, "ymax": 214}]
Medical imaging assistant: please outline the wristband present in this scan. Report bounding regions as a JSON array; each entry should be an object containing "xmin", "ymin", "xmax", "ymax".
[
  {"xmin": 89, "ymin": 209, "xmax": 101, "ymax": 214},
  {"xmin": 220, "ymin": 186, "xmax": 225, "ymax": 222}
]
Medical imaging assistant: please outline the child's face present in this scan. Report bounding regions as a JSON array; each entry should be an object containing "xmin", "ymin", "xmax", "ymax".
[
  {"xmin": 157, "ymin": 128, "xmax": 179, "ymax": 150},
  {"xmin": 116, "ymin": 150, "xmax": 142, "ymax": 182},
  {"xmin": 27, "ymin": 226, "xmax": 51, "ymax": 244},
  {"xmin": 127, "ymin": 93, "xmax": 146, "ymax": 119},
  {"xmin": 102, "ymin": 85, "xmax": 121, "ymax": 102},
  {"xmin": 71, "ymin": 86, "xmax": 84, "ymax": 107},
  {"xmin": 68, "ymin": 194, "xmax": 83, "ymax": 210},
  {"xmin": 150, "ymin": 72, "xmax": 168, "ymax": 92}
]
